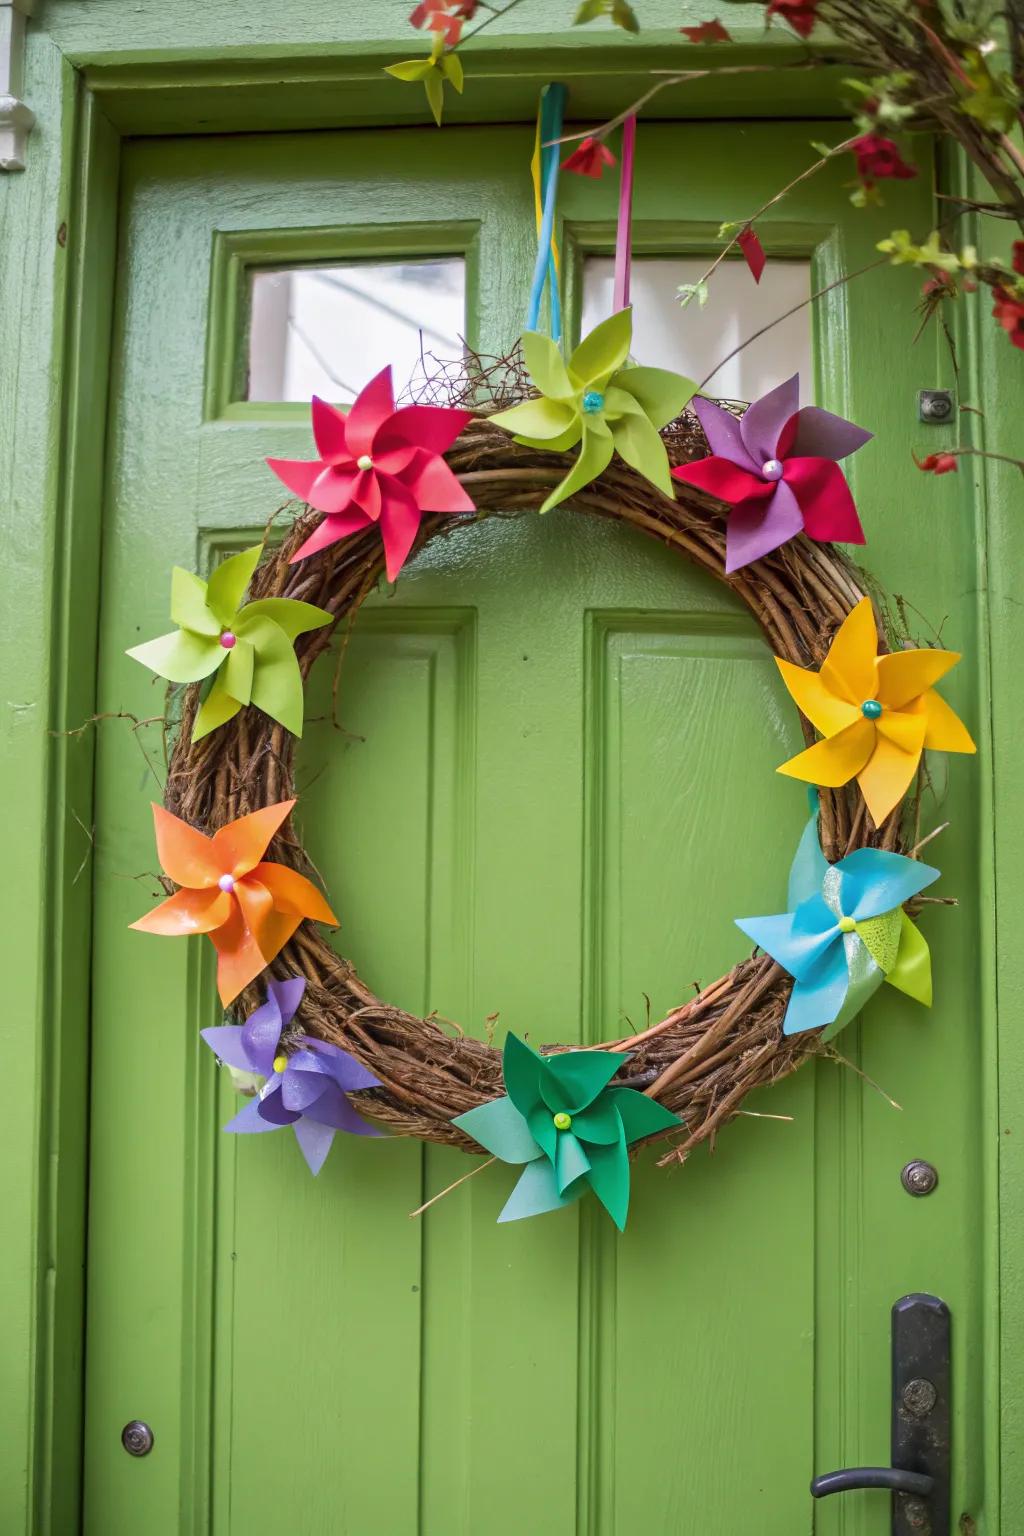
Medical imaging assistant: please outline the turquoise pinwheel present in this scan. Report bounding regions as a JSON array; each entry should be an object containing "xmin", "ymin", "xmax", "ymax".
[
  {"xmin": 490, "ymin": 308, "xmax": 696, "ymax": 514},
  {"xmin": 735, "ymin": 810, "xmax": 939, "ymax": 1039},
  {"xmin": 127, "ymin": 545, "xmax": 331, "ymax": 741},
  {"xmin": 453, "ymin": 1032, "xmax": 681, "ymax": 1230}
]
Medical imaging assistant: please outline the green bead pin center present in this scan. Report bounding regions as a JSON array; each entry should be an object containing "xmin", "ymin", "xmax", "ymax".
[
  {"xmin": 838, "ymin": 915, "xmax": 857, "ymax": 933},
  {"xmin": 582, "ymin": 391, "xmax": 605, "ymax": 414},
  {"xmin": 861, "ymin": 698, "xmax": 883, "ymax": 719},
  {"xmin": 553, "ymin": 1112, "xmax": 572, "ymax": 1131}
]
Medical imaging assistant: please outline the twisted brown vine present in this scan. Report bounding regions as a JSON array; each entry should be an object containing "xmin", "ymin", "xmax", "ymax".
[{"xmin": 164, "ymin": 417, "xmax": 904, "ymax": 1170}]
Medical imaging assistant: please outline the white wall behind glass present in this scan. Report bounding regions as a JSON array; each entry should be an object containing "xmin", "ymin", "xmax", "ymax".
[
  {"xmin": 248, "ymin": 259, "xmax": 465, "ymax": 403},
  {"xmin": 581, "ymin": 257, "xmax": 812, "ymax": 403}
]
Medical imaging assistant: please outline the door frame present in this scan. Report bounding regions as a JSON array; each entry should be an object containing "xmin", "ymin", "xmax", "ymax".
[{"xmin": 1, "ymin": 16, "xmax": 1018, "ymax": 1533}]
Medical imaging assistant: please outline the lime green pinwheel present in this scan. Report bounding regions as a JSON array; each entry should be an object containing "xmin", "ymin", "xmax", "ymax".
[
  {"xmin": 127, "ymin": 545, "xmax": 332, "ymax": 741},
  {"xmin": 490, "ymin": 308, "xmax": 696, "ymax": 514},
  {"xmin": 453, "ymin": 1032, "xmax": 682, "ymax": 1230}
]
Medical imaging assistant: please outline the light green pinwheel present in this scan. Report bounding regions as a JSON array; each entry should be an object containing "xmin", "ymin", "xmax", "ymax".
[
  {"xmin": 490, "ymin": 308, "xmax": 696, "ymax": 514},
  {"xmin": 127, "ymin": 545, "xmax": 331, "ymax": 741}
]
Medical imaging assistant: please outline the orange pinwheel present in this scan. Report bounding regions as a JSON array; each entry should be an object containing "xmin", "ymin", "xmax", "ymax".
[
  {"xmin": 776, "ymin": 597, "xmax": 975, "ymax": 826},
  {"xmin": 131, "ymin": 799, "xmax": 337, "ymax": 1005}
]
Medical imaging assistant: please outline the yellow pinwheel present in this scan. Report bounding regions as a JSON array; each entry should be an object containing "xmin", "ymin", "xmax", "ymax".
[{"xmin": 775, "ymin": 597, "xmax": 975, "ymax": 826}]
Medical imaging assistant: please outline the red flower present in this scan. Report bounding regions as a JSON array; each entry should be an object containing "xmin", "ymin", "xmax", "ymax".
[
  {"xmin": 562, "ymin": 136, "xmax": 618, "ymax": 179},
  {"xmin": 1012, "ymin": 241, "xmax": 1024, "ymax": 277},
  {"xmin": 851, "ymin": 134, "xmax": 917, "ymax": 181},
  {"xmin": 914, "ymin": 452, "xmax": 959, "ymax": 475},
  {"xmin": 737, "ymin": 225, "xmax": 766, "ymax": 283},
  {"xmin": 765, "ymin": 0, "xmax": 819, "ymax": 37},
  {"xmin": 409, "ymin": 0, "xmax": 477, "ymax": 39},
  {"xmin": 993, "ymin": 287, "xmax": 1024, "ymax": 351},
  {"xmin": 680, "ymin": 19, "xmax": 731, "ymax": 42}
]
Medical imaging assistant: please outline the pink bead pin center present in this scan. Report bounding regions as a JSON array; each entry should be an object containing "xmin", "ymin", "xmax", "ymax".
[
  {"xmin": 218, "ymin": 874, "xmax": 235, "ymax": 893},
  {"xmin": 219, "ymin": 631, "xmax": 236, "ymax": 649}
]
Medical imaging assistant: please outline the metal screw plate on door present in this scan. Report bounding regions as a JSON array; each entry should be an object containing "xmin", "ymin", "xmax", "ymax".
[{"xmin": 810, "ymin": 1293, "xmax": 951, "ymax": 1534}]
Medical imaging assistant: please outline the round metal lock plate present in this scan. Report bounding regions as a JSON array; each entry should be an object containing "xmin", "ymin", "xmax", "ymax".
[
  {"xmin": 121, "ymin": 1420, "xmax": 154, "ymax": 1457},
  {"xmin": 901, "ymin": 1159, "xmax": 938, "ymax": 1197}
]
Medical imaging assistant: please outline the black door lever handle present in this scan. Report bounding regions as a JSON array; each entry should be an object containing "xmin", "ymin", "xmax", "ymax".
[{"xmin": 811, "ymin": 1467, "xmax": 935, "ymax": 1499}]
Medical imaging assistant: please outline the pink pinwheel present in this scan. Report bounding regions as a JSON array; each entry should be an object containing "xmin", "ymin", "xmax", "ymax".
[
  {"xmin": 266, "ymin": 368, "xmax": 475, "ymax": 580},
  {"xmin": 672, "ymin": 375, "xmax": 872, "ymax": 573}
]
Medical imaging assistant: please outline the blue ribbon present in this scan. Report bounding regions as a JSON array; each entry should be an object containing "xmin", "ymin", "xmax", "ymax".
[{"xmin": 526, "ymin": 83, "xmax": 567, "ymax": 341}]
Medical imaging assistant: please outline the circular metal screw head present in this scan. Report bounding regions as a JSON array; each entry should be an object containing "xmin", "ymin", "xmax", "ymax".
[
  {"xmin": 902, "ymin": 1377, "xmax": 938, "ymax": 1418},
  {"xmin": 121, "ymin": 1420, "xmax": 154, "ymax": 1457},
  {"xmin": 901, "ymin": 1159, "xmax": 939, "ymax": 1197}
]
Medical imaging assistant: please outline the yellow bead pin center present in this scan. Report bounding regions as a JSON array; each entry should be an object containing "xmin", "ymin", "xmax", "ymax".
[
  {"xmin": 553, "ymin": 1112, "xmax": 572, "ymax": 1131},
  {"xmin": 272, "ymin": 1054, "xmax": 288, "ymax": 1074}
]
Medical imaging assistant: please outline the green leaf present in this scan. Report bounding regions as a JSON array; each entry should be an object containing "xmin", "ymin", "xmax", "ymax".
[
  {"xmin": 539, "ymin": 417, "xmax": 615, "ymax": 513},
  {"xmin": 246, "ymin": 617, "xmax": 306, "ymax": 736},
  {"xmin": 612, "ymin": 364, "xmax": 696, "ymax": 428},
  {"xmin": 717, "ymin": 220, "xmax": 739, "ymax": 240},
  {"xmin": 884, "ymin": 912, "xmax": 933, "ymax": 1006},
  {"xmin": 453, "ymin": 1095, "xmax": 543, "ymax": 1164},
  {"xmin": 126, "ymin": 628, "xmax": 222, "ymax": 685},
  {"xmin": 423, "ymin": 69, "xmax": 445, "ymax": 127},
  {"xmin": 193, "ymin": 680, "xmax": 242, "ymax": 741},
  {"xmin": 676, "ymin": 280, "xmax": 709, "ymax": 309},
  {"xmin": 385, "ymin": 58, "xmax": 435, "ymax": 82},
  {"xmin": 568, "ymin": 308, "xmax": 633, "ymax": 389},
  {"xmin": 206, "ymin": 544, "xmax": 262, "ymax": 627},
  {"xmin": 169, "ymin": 567, "xmax": 219, "ymax": 635},
  {"xmin": 609, "ymin": 408, "xmax": 674, "ymax": 495},
  {"xmin": 521, "ymin": 330, "xmax": 574, "ymax": 399},
  {"xmin": 959, "ymin": 88, "xmax": 1016, "ymax": 133},
  {"xmin": 573, "ymin": 0, "xmax": 607, "ymax": 21},
  {"xmin": 439, "ymin": 51, "xmax": 464, "ymax": 92},
  {"xmin": 491, "ymin": 395, "xmax": 578, "ymax": 444},
  {"xmin": 607, "ymin": 1088, "xmax": 683, "ymax": 1145},
  {"xmin": 809, "ymin": 140, "xmax": 834, "ymax": 158},
  {"xmin": 237, "ymin": 597, "xmax": 332, "ymax": 642},
  {"xmin": 611, "ymin": 0, "xmax": 640, "ymax": 31}
]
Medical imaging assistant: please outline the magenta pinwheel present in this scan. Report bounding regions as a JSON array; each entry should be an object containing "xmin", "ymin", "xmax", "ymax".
[
  {"xmin": 266, "ymin": 368, "xmax": 475, "ymax": 580},
  {"xmin": 201, "ymin": 977, "xmax": 384, "ymax": 1174},
  {"xmin": 672, "ymin": 374, "xmax": 872, "ymax": 572}
]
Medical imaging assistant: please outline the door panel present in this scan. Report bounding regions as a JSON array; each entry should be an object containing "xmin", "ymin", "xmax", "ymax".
[{"xmin": 85, "ymin": 125, "xmax": 984, "ymax": 1534}]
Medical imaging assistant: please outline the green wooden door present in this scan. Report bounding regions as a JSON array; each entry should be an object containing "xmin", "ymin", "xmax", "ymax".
[{"xmin": 84, "ymin": 124, "xmax": 987, "ymax": 1534}]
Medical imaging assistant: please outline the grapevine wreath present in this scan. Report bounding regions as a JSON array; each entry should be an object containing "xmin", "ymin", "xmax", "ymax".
[{"xmin": 127, "ymin": 101, "xmax": 976, "ymax": 1229}]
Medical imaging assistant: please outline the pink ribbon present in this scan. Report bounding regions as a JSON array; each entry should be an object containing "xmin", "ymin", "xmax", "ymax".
[{"xmin": 612, "ymin": 114, "xmax": 637, "ymax": 312}]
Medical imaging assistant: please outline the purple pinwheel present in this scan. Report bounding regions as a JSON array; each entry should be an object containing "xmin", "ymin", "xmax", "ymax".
[
  {"xmin": 201, "ymin": 977, "xmax": 383, "ymax": 1174},
  {"xmin": 672, "ymin": 374, "xmax": 873, "ymax": 573}
]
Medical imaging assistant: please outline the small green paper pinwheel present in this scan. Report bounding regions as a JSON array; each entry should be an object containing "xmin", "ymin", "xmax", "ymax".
[
  {"xmin": 453, "ymin": 1032, "xmax": 682, "ymax": 1230},
  {"xmin": 490, "ymin": 307, "xmax": 696, "ymax": 514},
  {"xmin": 127, "ymin": 545, "xmax": 332, "ymax": 741}
]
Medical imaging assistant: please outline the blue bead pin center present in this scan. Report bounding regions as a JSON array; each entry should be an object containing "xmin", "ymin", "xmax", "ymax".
[
  {"xmin": 861, "ymin": 698, "xmax": 883, "ymax": 719},
  {"xmin": 582, "ymin": 391, "xmax": 605, "ymax": 414}
]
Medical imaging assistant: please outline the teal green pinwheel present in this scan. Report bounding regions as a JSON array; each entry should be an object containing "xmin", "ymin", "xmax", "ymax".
[
  {"xmin": 453, "ymin": 1032, "xmax": 682, "ymax": 1230},
  {"xmin": 127, "ymin": 545, "xmax": 332, "ymax": 741},
  {"xmin": 490, "ymin": 308, "xmax": 696, "ymax": 514}
]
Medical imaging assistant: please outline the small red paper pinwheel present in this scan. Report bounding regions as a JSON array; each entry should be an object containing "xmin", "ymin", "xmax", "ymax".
[
  {"xmin": 266, "ymin": 369, "xmax": 475, "ymax": 580},
  {"xmin": 131, "ymin": 799, "xmax": 337, "ymax": 1005}
]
